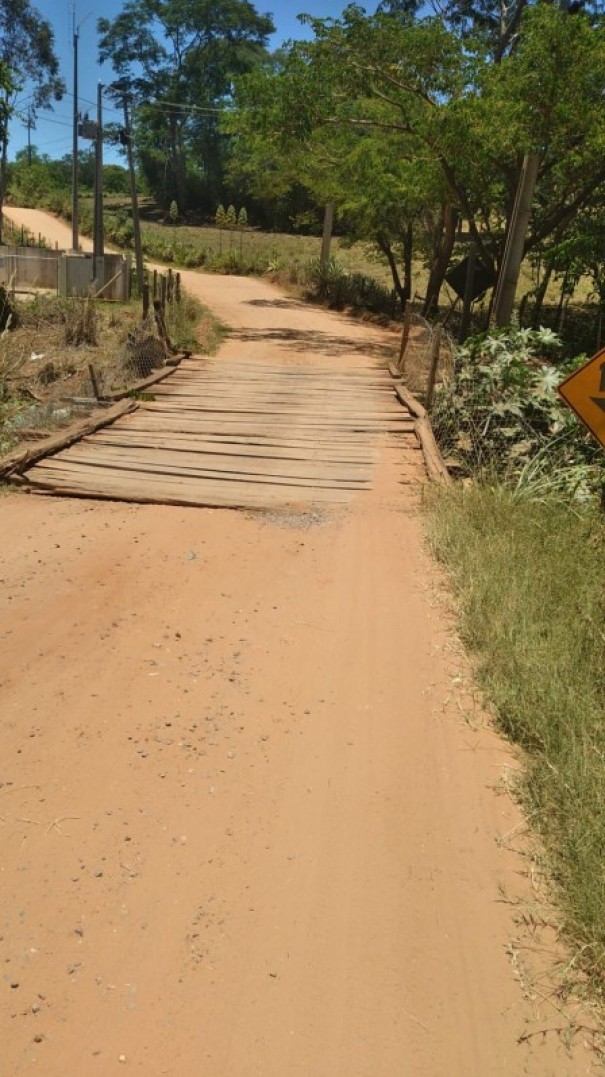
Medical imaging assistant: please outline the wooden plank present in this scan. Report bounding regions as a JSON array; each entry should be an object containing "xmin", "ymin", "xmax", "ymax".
[
  {"xmin": 64, "ymin": 444, "xmax": 371, "ymax": 482},
  {"xmin": 25, "ymin": 465, "xmax": 353, "ymax": 506},
  {"xmin": 34, "ymin": 451, "xmax": 369, "ymax": 490},
  {"xmin": 122, "ymin": 421, "xmax": 381, "ymax": 446},
  {"xmin": 112, "ymin": 425, "xmax": 377, "ymax": 454},
  {"xmin": 91, "ymin": 432, "xmax": 375, "ymax": 465},
  {"xmin": 1, "ymin": 399, "xmax": 138, "ymax": 479}
]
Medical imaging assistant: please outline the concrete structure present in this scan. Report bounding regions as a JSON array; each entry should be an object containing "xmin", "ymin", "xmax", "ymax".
[{"xmin": 0, "ymin": 245, "xmax": 131, "ymax": 301}]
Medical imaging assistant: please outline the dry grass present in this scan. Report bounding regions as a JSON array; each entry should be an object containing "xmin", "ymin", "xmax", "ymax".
[{"xmin": 0, "ymin": 288, "xmax": 222, "ymax": 456}]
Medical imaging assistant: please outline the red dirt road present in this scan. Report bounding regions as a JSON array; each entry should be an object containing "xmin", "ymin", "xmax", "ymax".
[{"xmin": 0, "ymin": 208, "xmax": 597, "ymax": 1075}]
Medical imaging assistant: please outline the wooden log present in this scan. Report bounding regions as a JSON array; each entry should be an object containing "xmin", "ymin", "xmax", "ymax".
[
  {"xmin": 392, "ymin": 379, "xmax": 451, "ymax": 484},
  {"xmin": 414, "ymin": 416, "xmax": 452, "ymax": 484},
  {"xmin": 0, "ymin": 398, "xmax": 138, "ymax": 480},
  {"xmin": 103, "ymin": 357, "xmax": 183, "ymax": 401},
  {"xmin": 393, "ymin": 382, "xmax": 427, "ymax": 420}
]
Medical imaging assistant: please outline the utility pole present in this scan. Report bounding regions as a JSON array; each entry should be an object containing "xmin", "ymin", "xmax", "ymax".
[
  {"xmin": 26, "ymin": 107, "xmax": 34, "ymax": 165},
  {"xmin": 93, "ymin": 82, "xmax": 104, "ymax": 282},
  {"xmin": 71, "ymin": 14, "xmax": 79, "ymax": 251},
  {"xmin": 492, "ymin": 152, "xmax": 540, "ymax": 328},
  {"xmin": 122, "ymin": 96, "xmax": 144, "ymax": 294}
]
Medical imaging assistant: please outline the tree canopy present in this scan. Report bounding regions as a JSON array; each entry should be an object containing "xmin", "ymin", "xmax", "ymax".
[
  {"xmin": 98, "ymin": 0, "xmax": 275, "ymax": 211},
  {"xmin": 227, "ymin": 2, "xmax": 605, "ymax": 312}
]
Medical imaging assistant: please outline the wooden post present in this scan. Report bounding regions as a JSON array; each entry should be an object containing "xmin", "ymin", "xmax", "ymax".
[
  {"xmin": 425, "ymin": 325, "xmax": 443, "ymax": 411},
  {"xmin": 88, "ymin": 363, "xmax": 101, "ymax": 400},
  {"xmin": 175, "ymin": 272, "xmax": 181, "ymax": 304},
  {"xmin": 459, "ymin": 241, "xmax": 477, "ymax": 343},
  {"xmin": 153, "ymin": 269, "xmax": 158, "ymax": 298},
  {"xmin": 493, "ymin": 152, "xmax": 540, "ymax": 328},
  {"xmin": 398, "ymin": 301, "xmax": 412, "ymax": 375},
  {"xmin": 160, "ymin": 274, "xmax": 167, "ymax": 312},
  {"xmin": 122, "ymin": 95, "xmax": 145, "ymax": 298},
  {"xmin": 142, "ymin": 282, "xmax": 150, "ymax": 320},
  {"xmin": 153, "ymin": 298, "xmax": 172, "ymax": 352},
  {"xmin": 167, "ymin": 268, "xmax": 173, "ymax": 302}
]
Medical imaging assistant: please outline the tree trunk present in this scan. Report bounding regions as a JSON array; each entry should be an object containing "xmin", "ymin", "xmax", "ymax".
[
  {"xmin": 530, "ymin": 259, "xmax": 554, "ymax": 328},
  {"xmin": 169, "ymin": 113, "xmax": 187, "ymax": 213},
  {"xmin": 377, "ymin": 235, "xmax": 406, "ymax": 307},
  {"xmin": 423, "ymin": 204, "xmax": 458, "ymax": 317},
  {"xmin": 320, "ymin": 203, "xmax": 334, "ymax": 270},
  {"xmin": 402, "ymin": 221, "xmax": 413, "ymax": 305}
]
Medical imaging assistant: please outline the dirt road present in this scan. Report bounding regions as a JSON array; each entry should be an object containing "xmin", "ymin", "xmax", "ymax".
[{"xmin": 0, "ymin": 208, "xmax": 597, "ymax": 1075}]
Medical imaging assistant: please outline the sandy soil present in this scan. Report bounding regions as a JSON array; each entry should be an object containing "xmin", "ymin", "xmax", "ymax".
[{"xmin": 0, "ymin": 208, "xmax": 599, "ymax": 1076}]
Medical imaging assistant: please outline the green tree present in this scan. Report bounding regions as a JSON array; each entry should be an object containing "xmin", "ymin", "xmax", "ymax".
[
  {"xmin": 0, "ymin": 1, "xmax": 64, "ymax": 235},
  {"xmin": 98, "ymin": 0, "xmax": 274, "ymax": 211}
]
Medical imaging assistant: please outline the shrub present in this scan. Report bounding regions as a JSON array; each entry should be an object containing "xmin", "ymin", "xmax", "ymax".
[{"xmin": 431, "ymin": 327, "xmax": 603, "ymax": 497}]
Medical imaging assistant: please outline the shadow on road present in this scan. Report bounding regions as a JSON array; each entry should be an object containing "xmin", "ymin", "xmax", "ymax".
[
  {"xmin": 244, "ymin": 298, "xmax": 303, "ymax": 310},
  {"xmin": 232, "ymin": 326, "xmax": 393, "ymax": 361}
]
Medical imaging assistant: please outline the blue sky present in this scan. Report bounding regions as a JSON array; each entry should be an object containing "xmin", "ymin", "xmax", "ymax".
[{"xmin": 9, "ymin": 1, "xmax": 379, "ymax": 163}]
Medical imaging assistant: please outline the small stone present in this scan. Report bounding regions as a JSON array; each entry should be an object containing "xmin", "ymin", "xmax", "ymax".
[
  {"xmin": 118, "ymin": 1054, "xmax": 127, "ymax": 1063},
  {"xmin": 33, "ymin": 1034, "xmax": 43, "ymax": 1044},
  {"xmin": 10, "ymin": 982, "xmax": 19, "ymax": 989}
]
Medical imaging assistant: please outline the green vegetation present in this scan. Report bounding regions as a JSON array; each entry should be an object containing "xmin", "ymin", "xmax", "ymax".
[
  {"xmin": 426, "ymin": 484, "xmax": 605, "ymax": 994},
  {"xmin": 0, "ymin": 0, "xmax": 64, "ymax": 228},
  {"xmin": 431, "ymin": 327, "xmax": 603, "ymax": 493}
]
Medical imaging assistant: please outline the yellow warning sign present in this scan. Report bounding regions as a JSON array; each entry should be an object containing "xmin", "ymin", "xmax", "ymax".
[{"xmin": 558, "ymin": 347, "xmax": 605, "ymax": 449}]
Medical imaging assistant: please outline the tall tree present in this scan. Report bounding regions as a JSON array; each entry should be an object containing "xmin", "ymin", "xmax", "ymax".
[
  {"xmin": 98, "ymin": 0, "xmax": 275, "ymax": 211},
  {"xmin": 0, "ymin": 0, "xmax": 64, "ymax": 236}
]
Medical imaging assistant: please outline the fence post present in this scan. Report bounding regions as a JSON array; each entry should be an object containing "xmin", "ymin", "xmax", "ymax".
[
  {"xmin": 167, "ymin": 267, "xmax": 173, "ymax": 303},
  {"xmin": 153, "ymin": 268, "xmax": 158, "ymax": 298},
  {"xmin": 425, "ymin": 325, "xmax": 443, "ymax": 411},
  {"xmin": 175, "ymin": 272, "xmax": 181, "ymax": 304},
  {"xmin": 88, "ymin": 363, "xmax": 101, "ymax": 401},
  {"xmin": 160, "ymin": 274, "xmax": 167, "ymax": 312},
  {"xmin": 142, "ymin": 282, "xmax": 150, "ymax": 320}
]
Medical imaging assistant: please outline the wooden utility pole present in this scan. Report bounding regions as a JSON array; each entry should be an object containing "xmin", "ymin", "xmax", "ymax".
[
  {"xmin": 93, "ymin": 83, "xmax": 104, "ymax": 281},
  {"xmin": 71, "ymin": 19, "xmax": 79, "ymax": 251},
  {"xmin": 122, "ymin": 96, "xmax": 145, "ymax": 295},
  {"xmin": 25, "ymin": 107, "xmax": 34, "ymax": 165},
  {"xmin": 492, "ymin": 152, "xmax": 540, "ymax": 327}
]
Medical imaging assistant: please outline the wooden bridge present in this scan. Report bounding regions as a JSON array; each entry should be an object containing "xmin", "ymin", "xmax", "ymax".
[{"xmin": 20, "ymin": 355, "xmax": 417, "ymax": 510}]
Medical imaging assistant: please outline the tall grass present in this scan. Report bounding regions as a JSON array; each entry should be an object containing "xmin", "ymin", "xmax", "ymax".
[{"xmin": 426, "ymin": 484, "xmax": 605, "ymax": 988}]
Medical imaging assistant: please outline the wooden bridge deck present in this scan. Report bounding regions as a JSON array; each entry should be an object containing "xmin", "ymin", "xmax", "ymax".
[{"xmin": 23, "ymin": 357, "xmax": 415, "ymax": 510}]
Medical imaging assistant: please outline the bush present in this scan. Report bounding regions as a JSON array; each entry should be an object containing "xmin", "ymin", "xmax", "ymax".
[{"xmin": 431, "ymin": 327, "xmax": 603, "ymax": 497}]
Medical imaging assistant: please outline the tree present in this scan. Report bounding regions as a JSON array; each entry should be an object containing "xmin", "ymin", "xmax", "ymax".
[
  {"xmin": 98, "ymin": 0, "xmax": 275, "ymax": 211},
  {"xmin": 0, "ymin": 0, "xmax": 64, "ymax": 236}
]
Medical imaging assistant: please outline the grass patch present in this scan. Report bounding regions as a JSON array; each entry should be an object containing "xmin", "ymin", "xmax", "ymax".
[{"xmin": 425, "ymin": 483, "xmax": 605, "ymax": 991}]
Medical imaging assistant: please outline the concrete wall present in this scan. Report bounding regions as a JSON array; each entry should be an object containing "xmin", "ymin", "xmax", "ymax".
[
  {"xmin": 0, "ymin": 246, "xmax": 131, "ymax": 301},
  {"xmin": 58, "ymin": 253, "xmax": 131, "ymax": 301},
  {"xmin": 0, "ymin": 245, "xmax": 59, "ymax": 290}
]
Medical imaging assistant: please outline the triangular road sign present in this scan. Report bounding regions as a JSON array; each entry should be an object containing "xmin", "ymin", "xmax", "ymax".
[{"xmin": 558, "ymin": 346, "xmax": 605, "ymax": 448}]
